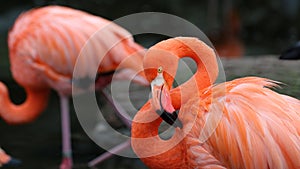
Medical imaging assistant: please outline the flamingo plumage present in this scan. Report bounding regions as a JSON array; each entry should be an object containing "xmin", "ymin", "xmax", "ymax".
[
  {"xmin": 131, "ymin": 37, "xmax": 300, "ymax": 168},
  {"xmin": 0, "ymin": 6, "xmax": 147, "ymax": 169}
]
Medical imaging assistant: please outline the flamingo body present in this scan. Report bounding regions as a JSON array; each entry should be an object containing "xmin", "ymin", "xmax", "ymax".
[
  {"xmin": 1, "ymin": 5, "xmax": 146, "ymax": 123},
  {"xmin": 8, "ymin": 5, "xmax": 145, "ymax": 96},
  {"xmin": 280, "ymin": 41, "xmax": 300, "ymax": 60},
  {"xmin": 132, "ymin": 37, "xmax": 300, "ymax": 169},
  {"xmin": 0, "ymin": 5, "xmax": 146, "ymax": 169}
]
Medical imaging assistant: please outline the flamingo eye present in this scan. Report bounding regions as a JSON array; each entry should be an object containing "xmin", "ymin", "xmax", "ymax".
[{"xmin": 157, "ymin": 66, "xmax": 163, "ymax": 73}]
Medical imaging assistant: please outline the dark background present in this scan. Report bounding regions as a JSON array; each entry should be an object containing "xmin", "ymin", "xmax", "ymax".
[
  {"xmin": 1, "ymin": 0, "xmax": 299, "ymax": 80},
  {"xmin": 1, "ymin": 0, "xmax": 299, "ymax": 55}
]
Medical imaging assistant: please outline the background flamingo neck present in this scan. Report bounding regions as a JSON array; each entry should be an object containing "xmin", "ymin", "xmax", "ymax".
[{"xmin": 0, "ymin": 85, "xmax": 50, "ymax": 124}]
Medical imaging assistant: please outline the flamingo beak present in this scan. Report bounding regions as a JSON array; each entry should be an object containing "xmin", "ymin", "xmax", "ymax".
[
  {"xmin": 151, "ymin": 73, "xmax": 182, "ymax": 128},
  {"xmin": 151, "ymin": 72, "xmax": 174, "ymax": 112}
]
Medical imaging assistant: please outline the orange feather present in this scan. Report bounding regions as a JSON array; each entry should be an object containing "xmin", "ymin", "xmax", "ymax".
[
  {"xmin": 132, "ymin": 37, "xmax": 300, "ymax": 169},
  {"xmin": 0, "ymin": 5, "xmax": 146, "ymax": 123}
]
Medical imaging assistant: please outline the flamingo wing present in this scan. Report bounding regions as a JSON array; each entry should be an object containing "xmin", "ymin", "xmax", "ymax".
[
  {"xmin": 8, "ymin": 6, "xmax": 143, "ymax": 92},
  {"xmin": 181, "ymin": 77, "xmax": 300, "ymax": 169}
]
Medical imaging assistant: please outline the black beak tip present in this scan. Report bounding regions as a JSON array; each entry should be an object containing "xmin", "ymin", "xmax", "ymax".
[{"xmin": 156, "ymin": 109, "xmax": 183, "ymax": 129}]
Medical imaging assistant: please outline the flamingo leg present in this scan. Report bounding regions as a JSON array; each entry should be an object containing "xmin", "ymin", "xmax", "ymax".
[
  {"xmin": 100, "ymin": 89, "xmax": 132, "ymax": 128},
  {"xmin": 88, "ymin": 139, "xmax": 131, "ymax": 167},
  {"xmin": 87, "ymin": 89, "xmax": 132, "ymax": 167},
  {"xmin": 59, "ymin": 95, "xmax": 73, "ymax": 169}
]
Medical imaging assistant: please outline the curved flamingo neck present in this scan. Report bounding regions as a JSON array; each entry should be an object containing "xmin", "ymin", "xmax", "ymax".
[
  {"xmin": 132, "ymin": 37, "xmax": 219, "ymax": 167},
  {"xmin": 151, "ymin": 37, "xmax": 218, "ymax": 109},
  {"xmin": 0, "ymin": 82, "xmax": 50, "ymax": 124}
]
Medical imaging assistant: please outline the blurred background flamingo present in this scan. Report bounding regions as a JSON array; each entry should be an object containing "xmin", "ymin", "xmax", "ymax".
[
  {"xmin": 207, "ymin": 0, "xmax": 244, "ymax": 58},
  {"xmin": 132, "ymin": 37, "xmax": 300, "ymax": 168},
  {"xmin": 280, "ymin": 41, "xmax": 300, "ymax": 60},
  {"xmin": 0, "ymin": 5, "xmax": 147, "ymax": 169}
]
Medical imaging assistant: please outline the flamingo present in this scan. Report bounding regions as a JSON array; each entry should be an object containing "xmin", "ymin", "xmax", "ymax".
[
  {"xmin": 0, "ymin": 6, "xmax": 147, "ymax": 169},
  {"xmin": 207, "ymin": 0, "xmax": 244, "ymax": 58},
  {"xmin": 131, "ymin": 37, "xmax": 300, "ymax": 168},
  {"xmin": 212, "ymin": 9, "xmax": 244, "ymax": 58},
  {"xmin": 0, "ymin": 147, "xmax": 21, "ymax": 167},
  {"xmin": 279, "ymin": 41, "xmax": 300, "ymax": 60}
]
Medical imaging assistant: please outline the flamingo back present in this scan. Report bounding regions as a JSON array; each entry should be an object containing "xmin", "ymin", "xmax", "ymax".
[
  {"xmin": 8, "ymin": 6, "xmax": 144, "ymax": 90},
  {"xmin": 180, "ymin": 77, "xmax": 300, "ymax": 169}
]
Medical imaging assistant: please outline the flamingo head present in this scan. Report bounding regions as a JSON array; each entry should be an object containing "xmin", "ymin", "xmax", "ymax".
[
  {"xmin": 150, "ymin": 67, "xmax": 174, "ymax": 113},
  {"xmin": 143, "ymin": 40, "xmax": 185, "ymax": 128}
]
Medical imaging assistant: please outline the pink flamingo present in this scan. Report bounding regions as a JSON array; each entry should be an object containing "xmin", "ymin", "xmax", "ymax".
[
  {"xmin": 132, "ymin": 37, "xmax": 300, "ymax": 168},
  {"xmin": 0, "ymin": 6, "xmax": 147, "ymax": 169}
]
